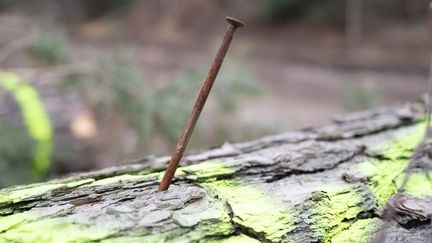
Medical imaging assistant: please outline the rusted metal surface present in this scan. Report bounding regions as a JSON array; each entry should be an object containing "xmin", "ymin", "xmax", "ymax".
[{"xmin": 158, "ymin": 17, "xmax": 245, "ymax": 192}]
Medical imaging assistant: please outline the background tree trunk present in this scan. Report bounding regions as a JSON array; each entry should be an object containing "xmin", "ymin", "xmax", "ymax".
[{"xmin": 0, "ymin": 101, "xmax": 431, "ymax": 242}]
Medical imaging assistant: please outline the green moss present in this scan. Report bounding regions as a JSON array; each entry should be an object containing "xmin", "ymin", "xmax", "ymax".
[
  {"xmin": 219, "ymin": 234, "xmax": 260, "ymax": 243},
  {"xmin": 65, "ymin": 178, "xmax": 95, "ymax": 188},
  {"xmin": 179, "ymin": 161, "xmax": 290, "ymax": 241},
  {"xmin": 92, "ymin": 174, "xmax": 150, "ymax": 186},
  {"xmin": 101, "ymin": 230, "xmax": 172, "ymax": 243},
  {"xmin": 360, "ymin": 157, "xmax": 403, "ymax": 206},
  {"xmin": 0, "ymin": 184, "xmax": 63, "ymax": 206},
  {"xmin": 201, "ymin": 179, "xmax": 295, "ymax": 242},
  {"xmin": 0, "ymin": 177, "xmax": 103, "ymax": 207},
  {"xmin": 174, "ymin": 220, "xmax": 234, "ymax": 243},
  {"xmin": 380, "ymin": 123, "xmax": 425, "ymax": 161},
  {"xmin": 1, "ymin": 122, "xmax": 430, "ymax": 242},
  {"xmin": 102, "ymin": 219, "xmax": 234, "ymax": 243},
  {"xmin": 313, "ymin": 123, "xmax": 430, "ymax": 242},
  {"xmin": 398, "ymin": 172, "xmax": 432, "ymax": 197},
  {"xmin": 0, "ymin": 212, "xmax": 30, "ymax": 233},
  {"xmin": 360, "ymin": 123, "xmax": 426, "ymax": 206},
  {"xmin": 310, "ymin": 187, "xmax": 370, "ymax": 242},
  {"xmin": 104, "ymin": 236, "xmax": 166, "ymax": 243},
  {"xmin": 1, "ymin": 218, "xmax": 112, "ymax": 242},
  {"xmin": 86, "ymin": 169, "xmax": 168, "ymax": 186},
  {"xmin": 180, "ymin": 160, "xmax": 235, "ymax": 180},
  {"xmin": 331, "ymin": 218, "xmax": 378, "ymax": 243},
  {"xmin": 328, "ymin": 123, "xmax": 431, "ymax": 242}
]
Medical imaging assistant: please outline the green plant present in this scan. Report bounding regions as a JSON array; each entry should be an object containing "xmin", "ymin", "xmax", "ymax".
[
  {"xmin": 62, "ymin": 52, "xmax": 266, "ymax": 156},
  {"xmin": 215, "ymin": 63, "xmax": 263, "ymax": 113},
  {"xmin": 28, "ymin": 28, "xmax": 68, "ymax": 65},
  {"xmin": 0, "ymin": 121, "xmax": 36, "ymax": 188},
  {"xmin": 150, "ymin": 71, "xmax": 203, "ymax": 144},
  {"xmin": 0, "ymin": 72, "xmax": 54, "ymax": 187}
]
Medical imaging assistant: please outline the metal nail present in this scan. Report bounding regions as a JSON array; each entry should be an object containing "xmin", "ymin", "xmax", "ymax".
[{"xmin": 158, "ymin": 17, "xmax": 245, "ymax": 192}]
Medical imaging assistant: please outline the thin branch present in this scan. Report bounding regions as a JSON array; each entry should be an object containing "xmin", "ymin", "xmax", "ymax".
[{"xmin": 371, "ymin": 6, "xmax": 432, "ymax": 242}]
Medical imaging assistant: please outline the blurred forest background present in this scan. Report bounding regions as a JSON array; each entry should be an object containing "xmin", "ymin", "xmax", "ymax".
[{"xmin": 0, "ymin": 0, "xmax": 430, "ymax": 187}]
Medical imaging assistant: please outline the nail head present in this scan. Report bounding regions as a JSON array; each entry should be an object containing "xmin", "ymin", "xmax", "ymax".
[{"xmin": 225, "ymin": 17, "xmax": 245, "ymax": 28}]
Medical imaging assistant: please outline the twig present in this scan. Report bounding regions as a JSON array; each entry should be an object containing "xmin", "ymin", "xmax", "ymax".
[{"xmin": 371, "ymin": 6, "xmax": 432, "ymax": 242}]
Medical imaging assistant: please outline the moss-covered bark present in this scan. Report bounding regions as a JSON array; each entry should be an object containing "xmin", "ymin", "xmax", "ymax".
[{"xmin": 0, "ymin": 102, "xmax": 431, "ymax": 242}]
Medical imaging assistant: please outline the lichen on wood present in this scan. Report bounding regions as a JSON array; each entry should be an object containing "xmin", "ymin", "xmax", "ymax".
[{"xmin": 0, "ymin": 101, "xmax": 431, "ymax": 242}]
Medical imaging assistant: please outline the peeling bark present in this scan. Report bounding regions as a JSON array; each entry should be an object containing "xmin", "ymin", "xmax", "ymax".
[{"xmin": 0, "ymin": 101, "xmax": 431, "ymax": 243}]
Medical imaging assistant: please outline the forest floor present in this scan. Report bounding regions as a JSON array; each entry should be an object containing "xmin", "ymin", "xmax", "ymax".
[
  {"xmin": 0, "ymin": 10, "xmax": 429, "ymax": 172},
  {"xmin": 74, "ymin": 18, "xmax": 428, "ymax": 130}
]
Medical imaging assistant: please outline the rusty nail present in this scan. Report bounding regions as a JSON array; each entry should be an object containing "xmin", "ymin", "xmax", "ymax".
[{"xmin": 158, "ymin": 17, "xmax": 245, "ymax": 192}]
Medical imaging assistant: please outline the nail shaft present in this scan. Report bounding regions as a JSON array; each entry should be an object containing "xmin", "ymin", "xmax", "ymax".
[{"xmin": 158, "ymin": 17, "xmax": 244, "ymax": 192}]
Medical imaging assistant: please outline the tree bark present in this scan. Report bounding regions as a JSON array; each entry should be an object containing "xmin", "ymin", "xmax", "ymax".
[{"xmin": 0, "ymin": 101, "xmax": 431, "ymax": 243}]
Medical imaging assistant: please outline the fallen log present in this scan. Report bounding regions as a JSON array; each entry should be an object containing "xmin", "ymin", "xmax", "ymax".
[{"xmin": 0, "ymin": 101, "xmax": 431, "ymax": 242}]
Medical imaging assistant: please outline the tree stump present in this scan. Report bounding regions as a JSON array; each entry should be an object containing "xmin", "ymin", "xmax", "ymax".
[{"xmin": 0, "ymin": 101, "xmax": 431, "ymax": 242}]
